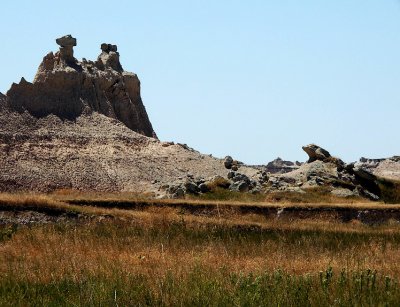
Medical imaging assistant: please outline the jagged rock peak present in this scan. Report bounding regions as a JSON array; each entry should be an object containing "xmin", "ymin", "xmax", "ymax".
[{"xmin": 5, "ymin": 35, "xmax": 157, "ymax": 138}]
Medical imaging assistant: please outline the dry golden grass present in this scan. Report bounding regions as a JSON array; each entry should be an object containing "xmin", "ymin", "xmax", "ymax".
[
  {"xmin": 2, "ymin": 191, "xmax": 400, "ymax": 305},
  {"xmin": 2, "ymin": 214, "xmax": 400, "ymax": 284}
]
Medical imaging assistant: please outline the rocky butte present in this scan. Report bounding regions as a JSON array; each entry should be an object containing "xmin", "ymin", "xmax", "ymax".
[
  {"xmin": 5, "ymin": 35, "xmax": 156, "ymax": 138},
  {"xmin": 0, "ymin": 35, "xmax": 256, "ymax": 193}
]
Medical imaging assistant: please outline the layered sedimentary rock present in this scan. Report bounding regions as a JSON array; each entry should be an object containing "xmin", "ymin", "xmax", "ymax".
[
  {"xmin": 0, "ymin": 93, "xmax": 5, "ymax": 109},
  {"xmin": 0, "ymin": 36, "xmax": 259, "ymax": 193},
  {"xmin": 6, "ymin": 35, "xmax": 156, "ymax": 138}
]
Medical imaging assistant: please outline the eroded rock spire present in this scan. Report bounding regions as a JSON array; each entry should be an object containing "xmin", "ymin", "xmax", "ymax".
[
  {"xmin": 56, "ymin": 35, "xmax": 77, "ymax": 64},
  {"xmin": 5, "ymin": 35, "xmax": 157, "ymax": 138}
]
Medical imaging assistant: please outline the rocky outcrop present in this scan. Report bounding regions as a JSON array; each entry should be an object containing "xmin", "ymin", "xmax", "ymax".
[
  {"xmin": 5, "ymin": 35, "xmax": 156, "ymax": 138},
  {"xmin": 302, "ymin": 144, "xmax": 331, "ymax": 163},
  {"xmin": 355, "ymin": 157, "xmax": 400, "ymax": 181},
  {"xmin": 0, "ymin": 93, "xmax": 5, "ymax": 110},
  {"xmin": 265, "ymin": 158, "xmax": 301, "ymax": 174},
  {"xmin": 264, "ymin": 144, "xmax": 389, "ymax": 200},
  {"xmin": 0, "ymin": 36, "xmax": 260, "ymax": 193}
]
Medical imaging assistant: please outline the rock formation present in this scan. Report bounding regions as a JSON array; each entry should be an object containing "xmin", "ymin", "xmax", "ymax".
[
  {"xmin": 302, "ymin": 144, "xmax": 331, "ymax": 163},
  {"xmin": 0, "ymin": 92, "xmax": 5, "ymax": 109},
  {"xmin": 263, "ymin": 144, "xmax": 388, "ymax": 200},
  {"xmin": 265, "ymin": 158, "xmax": 301, "ymax": 174},
  {"xmin": 5, "ymin": 35, "xmax": 156, "ymax": 138},
  {"xmin": 355, "ymin": 157, "xmax": 400, "ymax": 181},
  {"xmin": 0, "ymin": 36, "xmax": 260, "ymax": 194}
]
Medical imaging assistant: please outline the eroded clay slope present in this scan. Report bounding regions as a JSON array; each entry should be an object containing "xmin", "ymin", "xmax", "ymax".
[{"xmin": 0, "ymin": 108, "xmax": 257, "ymax": 192}]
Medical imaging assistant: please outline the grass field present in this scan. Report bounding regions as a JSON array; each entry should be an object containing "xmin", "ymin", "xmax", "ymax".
[{"xmin": 1, "ymin": 192, "xmax": 400, "ymax": 306}]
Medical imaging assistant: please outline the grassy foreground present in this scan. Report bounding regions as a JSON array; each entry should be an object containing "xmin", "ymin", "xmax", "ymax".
[{"xmin": 1, "ymin": 192, "xmax": 400, "ymax": 305}]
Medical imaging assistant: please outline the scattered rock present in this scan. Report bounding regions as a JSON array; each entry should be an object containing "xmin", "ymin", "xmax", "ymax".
[{"xmin": 231, "ymin": 173, "xmax": 250, "ymax": 184}]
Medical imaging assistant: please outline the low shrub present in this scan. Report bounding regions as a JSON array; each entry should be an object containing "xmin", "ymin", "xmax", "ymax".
[{"xmin": 378, "ymin": 178, "xmax": 400, "ymax": 204}]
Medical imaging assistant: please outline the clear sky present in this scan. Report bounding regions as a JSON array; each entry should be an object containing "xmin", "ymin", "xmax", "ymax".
[{"xmin": 1, "ymin": 1, "xmax": 399, "ymax": 164}]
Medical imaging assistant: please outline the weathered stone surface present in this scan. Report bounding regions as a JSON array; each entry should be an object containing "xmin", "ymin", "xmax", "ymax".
[
  {"xmin": 265, "ymin": 157, "xmax": 301, "ymax": 174},
  {"xmin": 302, "ymin": 144, "xmax": 331, "ymax": 163},
  {"xmin": 331, "ymin": 188, "xmax": 358, "ymax": 198},
  {"xmin": 101, "ymin": 43, "xmax": 117, "ymax": 53},
  {"xmin": 55, "ymin": 35, "xmax": 77, "ymax": 63},
  {"xmin": 230, "ymin": 181, "xmax": 249, "ymax": 192},
  {"xmin": 184, "ymin": 180, "xmax": 200, "ymax": 194},
  {"xmin": 231, "ymin": 173, "xmax": 250, "ymax": 184},
  {"xmin": 56, "ymin": 35, "xmax": 77, "ymax": 47},
  {"xmin": 96, "ymin": 43, "xmax": 123, "ymax": 72},
  {"xmin": 355, "ymin": 158, "xmax": 400, "ymax": 181},
  {"xmin": 6, "ymin": 35, "xmax": 156, "ymax": 138},
  {"xmin": 0, "ymin": 93, "xmax": 5, "ymax": 108},
  {"xmin": 224, "ymin": 156, "xmax": 233, "ymax": 169},
  {"xmin": 199, "ymin": 183, "xmax": 210, "ymax": 193}
]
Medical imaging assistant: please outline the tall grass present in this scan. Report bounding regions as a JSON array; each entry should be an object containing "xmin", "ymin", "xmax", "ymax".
[
  {"xmin": 1, "ymin": 218, "xmax": 400, "ymax": 305},
  {"xmin": 1, "ymin": 267, "xmax": 399, "ymax": 306}
]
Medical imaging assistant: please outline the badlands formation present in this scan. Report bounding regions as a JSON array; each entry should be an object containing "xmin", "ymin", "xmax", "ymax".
[{"xmin": 0, "ymin": 35, "xmax": 399, "ymax": 199}]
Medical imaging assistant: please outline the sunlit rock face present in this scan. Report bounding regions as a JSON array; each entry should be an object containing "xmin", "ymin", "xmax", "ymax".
[{"xmin": 6, "ymin": 35, "xmax": 156, "ymax": 138}]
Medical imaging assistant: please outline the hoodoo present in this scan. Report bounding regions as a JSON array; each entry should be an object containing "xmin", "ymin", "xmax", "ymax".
[{"xmin": 6, "ymin": 35, "xmax": 156, "ymax": 138}]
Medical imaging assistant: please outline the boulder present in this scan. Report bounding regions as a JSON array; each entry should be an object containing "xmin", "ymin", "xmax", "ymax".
[
  {"xmin": 55, "ymin": 35, "xmax": 77, "ymax": 63},
  {"xmin": 224, "ymin": 156, "xmax": 233, "ymax": 169},
  {"xmin": 56, "ymin": 35, "xmax": 77, "ymax": 47},
  {"xmin": 184, "ymin": 180, "xmax": 200, "ymax": 194},
  {"xmin": 199, "ymin": 183, "xmax": 210, "ymax": 193},
  {"xmin": 230, "ymin": 181, "xmax": 249, "ymax": 192},
  {"xmin": 227, "ymin": 171, "xmax": 235, "ymax": 179},
  {"xmin": 265, "ymin": 157, "xmax": 301, "ymax": 174},
  {"xmin": 331, "ymin": 188, "xmax": 358, "ymax": 198},
  {"xmin": 302, "ymin": 144, "xmax": 331, "ymax": 163},
  {"xmin": 173, "ymin": 188, "xmax": 185, "ymax": 198},
  {"xmin": 231, "ymin": 173, "xmax": 250, "ymax": 184}
]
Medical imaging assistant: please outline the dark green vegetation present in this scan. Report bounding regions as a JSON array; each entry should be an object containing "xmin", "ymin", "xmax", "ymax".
[
  {"xmin": 378, "ymin": 177, "xmax": 400, "ymax": 204},
  {"xmin": 1, "ymin": 267, "xmax": 399, "ymax": 306}
]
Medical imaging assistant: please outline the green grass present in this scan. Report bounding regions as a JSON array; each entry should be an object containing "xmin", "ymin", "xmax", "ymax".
[
  {"xmin": 1, "ymin": 267, "xmax": 399, "ymax": 306},
  {"xmin": 2, "ymin": 190, "xmax": 400, "ymax": 306}
]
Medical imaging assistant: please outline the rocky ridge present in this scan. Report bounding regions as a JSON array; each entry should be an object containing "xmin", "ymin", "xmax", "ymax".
[{"xmin": 0, "ymin": 36, "xmax": 398, "ymax": 200}]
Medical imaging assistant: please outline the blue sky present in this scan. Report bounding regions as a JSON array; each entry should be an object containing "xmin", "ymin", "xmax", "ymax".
[{"xmin": 1, "ymin": 1, "xmax": 399, "ymax": 164}]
